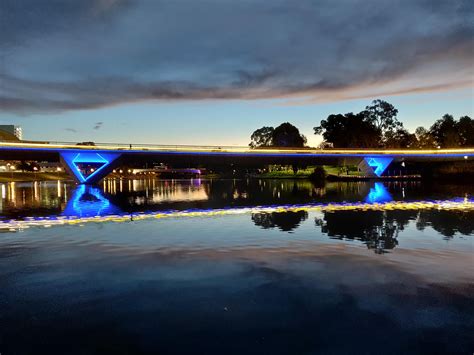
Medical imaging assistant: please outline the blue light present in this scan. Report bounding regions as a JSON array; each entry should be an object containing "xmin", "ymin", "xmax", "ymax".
[
  {"xmin": 365, "ymin": 183, "xmax": 393, "ymax": 203},
  {"xmin": 365, "ymin": 157, "xmax": 393, "ymax": 176},
  {"xmin": 62, "ymin": 185, "xmax": 123, "ymax": 217},
  {"xmin": 60, "ymin": 151, "xmax": 120, "ymax": 183}
]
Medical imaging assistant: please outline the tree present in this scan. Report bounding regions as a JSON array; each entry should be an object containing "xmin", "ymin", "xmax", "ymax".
[
  {"xmin": 429, "ymin": 114, "xmax": 460, "ymax": 148},
  {"xmin": 363, "ymin": 99, "xmax": 401, "ymax": 133},
  {"xmin": 314, "ymin": 99, "xmax": 472, "ymax": 149},
  {"xmin": 17, "ymin": 161, "xmax": 31, "ymax": 172},
  {"xmin": 415, "ymin": 127, "xmax": 435, "ymax": 148},
  {"xmin": 272, "ymin": 122, "xmax": 307, "ymax": 147},
  {"xmin": 249, "ymin": 126, "xmax": 274, "ymax": 148},
  {"xmin": 362, "ymin": 100, "xmax": 402, "ymax": 146},
  {"xmin": 314, "ymin": 112, "xmax": 381, "ymax": 148},
  {"xmin": 457, "ymin": 115, "xmax": 474, "ymax": 147},
  {"xmin": 384, "ymin": 128, "xmax": 417, "ymax": 148}
]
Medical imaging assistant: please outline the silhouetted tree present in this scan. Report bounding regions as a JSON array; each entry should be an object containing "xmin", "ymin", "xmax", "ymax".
[
  {"xmin": 457, "ymin": 115, "xmax": 474, "ymax": 147},
  {"xmin": 429, "ymin": 114, "xmax": 461, "ymax": 148},
  {"xmin": 314, "ymin": 112, "xmax": 381, "ymax": 148},
  {"xmin": 249, "ymin": 126, "xmax": 274, "ymax": 148},
  {"xmin": 249, "ymin": 123, "xmax": 306, "ymax": 148},
  {"xmin": 314, "ymin": 100, "xmax": 472, "ymax": 149},
  {"xmin": 384, "ymin": 128, "xmax": 417, "ymax": 148},
  {"xmin": 415, "ymin": 127, "xmax": 436, "ymax": 148},
  {"xmin": 362, "ymin": 100, "xmax": 401, "ymax": 144},
  {"xmin": 17, "ymin": 161, "xmax": 31, "ymax": 172},
  {"xmin": 309, "ymin": 166, "xmax": 326, "ymax": 187},
  {"xmin": 272, "ymin": 122, "xmax": 307, "ymax": 147}
]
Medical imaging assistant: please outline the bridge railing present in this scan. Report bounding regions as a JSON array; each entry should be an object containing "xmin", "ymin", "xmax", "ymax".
[{"xmin": 1, "ymin": 140, "xmax": 473, "ymax": 156}]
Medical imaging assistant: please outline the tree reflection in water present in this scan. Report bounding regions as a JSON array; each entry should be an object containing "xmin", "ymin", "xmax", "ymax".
[
  {"xmin": 315, "ymin": 210, "xmax": 405, "ymax": 254},
  {"xmin": 252, "ymin": 210, "xmax": 308, "ymax": 232},
  {"xmin": 1, "ymin": 180, "xmax": 472, "ymax": 250},
  {"xmin": 416, "ymin": 209, "xmax": 474, "ymax": 239},
  {"xmin": 250, "ymin": 207, "xmax": 473, "ymax": 254},
  {"xmin": 315, "ymin": 209, "xmax": 474, "ymax": 253}
]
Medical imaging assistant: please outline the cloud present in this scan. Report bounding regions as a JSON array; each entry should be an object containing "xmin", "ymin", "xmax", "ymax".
[
  {"xmin": 93, "ymin": 122, "xmax": 103, "ymax": 130},
  {"xmin": 1, "ymin": 0, "xmax": 472, "ymax": 114},
  {"xmin": 64, "ymin": 128, "xmax": 78, "ymax": 133}
]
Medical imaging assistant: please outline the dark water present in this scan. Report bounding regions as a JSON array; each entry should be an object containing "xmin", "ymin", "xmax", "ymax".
[{"xmin": 0, "ymin": 179, "xmax": 473, "ymax": 355}]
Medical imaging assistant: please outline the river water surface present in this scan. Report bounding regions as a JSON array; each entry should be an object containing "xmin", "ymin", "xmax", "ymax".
[{"xmin": 0, "ymin": 179, "xmax": 473, "ymax": 354}]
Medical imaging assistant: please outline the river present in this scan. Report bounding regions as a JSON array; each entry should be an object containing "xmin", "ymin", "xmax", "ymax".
[{"xmin": 0, "ymin": 178, "xmax": 473, "ymax": 354}]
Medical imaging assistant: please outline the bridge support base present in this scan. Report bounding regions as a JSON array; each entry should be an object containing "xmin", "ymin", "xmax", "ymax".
[
  {"xmin": 60, "ymin": 151, "xmax": 122, "ymax": 184},
  {"xmin": 358, "ymin": 157, "xmax": 393, "ymax": 177}
]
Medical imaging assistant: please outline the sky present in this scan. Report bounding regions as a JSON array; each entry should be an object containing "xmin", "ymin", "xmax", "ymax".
[{"xmin": 1, "ymin": 0, "xmax": 473, "ymax": 147}]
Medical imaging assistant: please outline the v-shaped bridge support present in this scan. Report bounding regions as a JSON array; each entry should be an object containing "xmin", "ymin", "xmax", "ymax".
[
  {"xmin": 60, "ymin": 151, "xmax": 122, "ymax": 184},
  {"xmin": 359, "ymin": 157, "xmax": 393, "ymax": 177}
]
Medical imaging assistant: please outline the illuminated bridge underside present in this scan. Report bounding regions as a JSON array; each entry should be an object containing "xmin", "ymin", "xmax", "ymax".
[
  {"xmin": 60, "ymin": 152, "xmax": 122, "ymax": 184},
  {"xmin": 0, "ymin": 142, "xmax": 473, "ymax": 184}
]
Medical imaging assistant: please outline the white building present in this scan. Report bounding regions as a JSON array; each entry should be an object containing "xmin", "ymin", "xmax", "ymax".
[{"xmin": 0, "ymin": 125, "xmax": 22, "ymax": 140}]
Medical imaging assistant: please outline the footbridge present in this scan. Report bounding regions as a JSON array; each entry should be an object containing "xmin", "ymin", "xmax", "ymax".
[{"xmin": 0, "ymin": 141, "xmax": 472, "ymax": 184}]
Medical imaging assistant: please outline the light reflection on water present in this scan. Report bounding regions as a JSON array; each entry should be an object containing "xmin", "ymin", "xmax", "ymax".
[
  {"xmin": 0, "ymin": 178, "xmax": 470, "ymax": 217},
  {"xmin": 0, "ymin": 180, "xmax": 472, "ymax": 253},
  {"xmin": 0, "ymin": 178, "xmax": 473, "ymax": 354}
]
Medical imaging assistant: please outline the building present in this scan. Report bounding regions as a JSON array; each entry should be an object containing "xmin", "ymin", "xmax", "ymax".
[
  {"xmin": 0, "ymin": 125, "xmax": 22, "ymax": 140},
  {"xmin": 38, "ymin": 162, "xmax": 63, "ymax": 173}
]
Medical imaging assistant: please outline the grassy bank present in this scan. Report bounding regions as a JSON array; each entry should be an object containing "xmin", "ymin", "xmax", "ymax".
[
  {"xmin": 253, "ymin": 166, "xmax": 361, "ymax": 179},
  {"xmin": 0, "ymin": 172, "xmax": 71, "ymax": 183}
]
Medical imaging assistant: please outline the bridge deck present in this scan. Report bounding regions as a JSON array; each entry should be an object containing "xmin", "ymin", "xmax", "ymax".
[
  {"xmin": 1, "ymin": 141, "xmax": 472, "ymax": 184},
  {"xmin": 0, "ymin": 141, "xmax": 473, "ymax": 158}
]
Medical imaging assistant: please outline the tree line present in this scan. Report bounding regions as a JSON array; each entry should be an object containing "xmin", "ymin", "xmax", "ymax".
[{"xmin": 250, "ymin": 100, "xmax": 473, "ymax": 149}]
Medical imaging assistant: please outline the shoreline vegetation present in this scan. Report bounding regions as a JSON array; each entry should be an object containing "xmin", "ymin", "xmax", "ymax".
[{"xmin": 1, "ymin": 162, "xmax": 472, "ymax": 183}]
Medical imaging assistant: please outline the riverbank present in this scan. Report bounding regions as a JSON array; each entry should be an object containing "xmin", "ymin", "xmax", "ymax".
[
  {"xmin": 0, "ymin": 172, "xmax": 71, "ymax": 183},
  {"xmin": 0, "ymin": 162, "xmax": 471, "ymax": 183},
  {"xmin": 326, "ymin": 174, "xmax": 422, "ymax": 181},
  {"xmin": 249, "ymin": 166, "xmax": 361, "ymax": 179}
]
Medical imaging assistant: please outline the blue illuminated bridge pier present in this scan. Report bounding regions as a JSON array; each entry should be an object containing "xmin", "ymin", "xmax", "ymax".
[{"xmin": 0, "ymin": 141, "xmax": 472, "ymax": 184}]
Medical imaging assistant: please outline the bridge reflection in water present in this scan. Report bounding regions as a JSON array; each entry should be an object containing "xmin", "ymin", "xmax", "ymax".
[
  {"xmin": 63, "ymin": 180, "xmax": 395, "ymax": 218},
  {"xmin": 62, "ymin": 185, "xmax": 122, "ymax": 218},
  {"xmin": 0, "ymin": 179, "xmax": 472, "ymax": 255},
  {"xmin": 365, "ymin": 182, "xmax": 393, "ymax": 203}
]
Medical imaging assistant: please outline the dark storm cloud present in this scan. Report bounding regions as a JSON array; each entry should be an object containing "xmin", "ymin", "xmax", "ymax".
[{"xmin": 0, "ymin": 0, "xmax": 472, "ymax": 113}]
